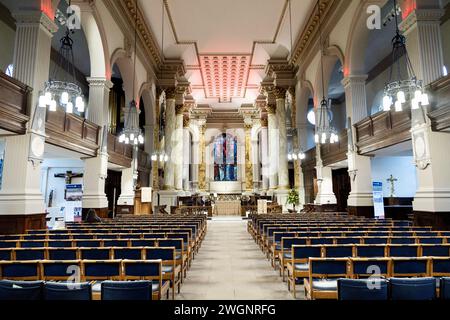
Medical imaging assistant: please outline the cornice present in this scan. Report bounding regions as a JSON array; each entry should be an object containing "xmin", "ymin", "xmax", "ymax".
[{"xmin": 400, "ymin": 9, "xmax": 445, "ymax": 35}]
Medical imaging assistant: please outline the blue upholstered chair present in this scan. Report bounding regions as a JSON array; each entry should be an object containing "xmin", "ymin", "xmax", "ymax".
[
  {"xmin": 278, "ymin": 237, "xmax": 308, "ymax": 280},
  {"xmin": 79, "ymin": 248, "xmax": 111, "ymax": 260},
  {"xmin": 143, "ymin": 233, "xmax": 165, "ymax": 239},
  {"xmin": 103, "ymin": 240, "xmax": 129, "ymax": 247},
  {"xmin": 388, "ymin": 245, "xmax": 420, "ymax": 257},
  {"xmin": 22, "ymin": 235, "xmax": 46, "ymax": 240},
  {"xmin": 122, "ymin": 260, "xmax": 170, "ymax": 300},
  {"xmin": 310, "ymin": 238, "xmax": 334, "ymax": 245},
  {"xmin": 113, "ymin": 248, "xmax": 143, "ymax": 260},
  {"xmin": 82, "ymin": 260, "xmax": 122, "ymax": 298},
  {"xmin": 430, "ymin": 257, "xmax": 450, "ymax": 278},
  {"xmin": 422, "ymin": 245, "xmax": 450, "ymax": 257},
  {"xmin": 286, "ymin": 245, "xmax": 322, "ymax": 299},
  {"xmin": 390, "ymin": 237, "xmax": 416, "ymax": 245},
  {"xmin": 417, "ymin": 237, "xmax": 444, "ymax": 244},
  {"xmin": 75, "ymin": 240, "xmax": 101, "ymax": 248},
  {"xmin": 40, "ymin": 260, "xmax": 81, "ymax": 281},
  {"xmin": 349, "ymin": 258, "xmax": 390, "ymax": 278},
  {"xmin": 304, "ymin": 258, "xmax": 349, "ymax": 300},
  {"xmin": 0, "ymin": 261, "xmax": 40, "ymax": 280},
  {"xmin": 96, "ymin": 234, "xmax": 119, "ymax": 240},
  {"xmin": 323, "ymin": 245, "xmax": 354, "ymax": 258},
  {"xmin": 354, "ymin": 245, "xmax": 386, "ymax": 258},
  {"xmin": 391, "ymin": 258, "xmax": 430, "ymax": 277},
  {"xmin": 47, "ymin": 240, "xmax": 73, "ymax": 248},
  {"xmin": 338, "ymin": 278, "xmax": 388, "ymax": 300},
  {"xmin": 440, "ymin": 278, "xmax": 450, "ymax": 300},
  {"xmin": 101, "ymin": 280, "xmax": 152, "ymax": 300},
  {"xmin": 14, "ymin": 249, "xmax": 46, "ymax": 261},
  {"xmin": 44, "ymin": 282, "xmax": 91, "ymax": 300},
  {"xmin": 131, "ymin": 239, "xmax": 156, "ymax": 247},
  {"xmin": 47, "ymin": 248, "xmax": 78, "ymax": 260},
  {"xmin": 336, "ymin": 237, "xmax": 361, "ymax": 245},
  {"xmin": 20, "ymin": 240, "xmax": 46, "ymax": 248},
  {"xmin": 363, "ymin": 237, "xmax": 389, "ymax": 245},
  {"xmin": 48, "ymin": 234, "xmax": 71, "ymax": 240},
  {"xmin": 390, "ymin": 277, "xmax": 436, "ymax": 300},
  {"xmin": 0, "ymin": 280, "xmax": 43, "ymax": 300},
  {"xmin": 0, "ymin": 249, "xmax": 13, "ymax": 261}
]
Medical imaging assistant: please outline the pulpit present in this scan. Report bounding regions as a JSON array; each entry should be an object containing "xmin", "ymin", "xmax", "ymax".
[{"xmin": 133, "ymin": 187, "xmax": 152, "ymax": 215}]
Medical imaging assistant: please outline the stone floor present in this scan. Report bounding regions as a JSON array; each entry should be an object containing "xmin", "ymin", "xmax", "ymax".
[{"xmin": 178, "ymin": 217, "xmax": 304, "ymax": 300}]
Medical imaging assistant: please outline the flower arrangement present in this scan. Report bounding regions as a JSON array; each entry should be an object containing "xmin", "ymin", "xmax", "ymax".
[{"xmin": 286, "ymin": 189, "xmax": 300, "ymax": 211}]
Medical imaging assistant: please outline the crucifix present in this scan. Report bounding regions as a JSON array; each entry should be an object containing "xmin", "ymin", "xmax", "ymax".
[
  {"xmin": 386, "ymin": 174, "xmax": 398, "ymax": 198},
  {"xmin": 54, "ymin": 171, "xmax": 84, "ymax": 185}
]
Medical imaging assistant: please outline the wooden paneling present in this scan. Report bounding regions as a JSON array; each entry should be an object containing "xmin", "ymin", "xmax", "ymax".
[
  {"xmin": 301, "ymin": 147, "xmax": 317, "ymax": 205},
  {"xmin": 0, "ymin": 71, "xmax": 31, "ymax": 134},
  {"xmin": 0, "ymin": 213, "xmax": 46, "ymax": 235},
  {"xmin": 45, "ymin": 108, "xmax": 100, "ymax": 157},
  {"xmin": 320, "ymin": 129, "xmax": 348, "ymax": 166},
  {"xmin": 107, "ymin": 132, "xmax": 132, "ymax": 167},
  {"xmin": 354, "ymin": 109, "xmax": 411, "ymax": 155},
  {"xmin": 428, "ymin": 75, "xmax": 450, "ymax": 132}
]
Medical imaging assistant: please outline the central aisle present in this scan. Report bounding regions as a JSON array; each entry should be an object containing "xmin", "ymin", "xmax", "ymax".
[{"xmin": 178, "ymin": 217, "xmax": 297, "ymax": 300}]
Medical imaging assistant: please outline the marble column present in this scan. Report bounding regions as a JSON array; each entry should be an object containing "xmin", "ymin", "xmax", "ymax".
[
  {"xmin": 251, "ymin": 137, "xmax": 260, "ymax": 192},
  {"xmin": 182, "ymin": 119, "xmax": 191, "ymax": 193},
  {"xmin": 342, "ymin": 75, "xmax": 374, "ymax": 217},
  {"xmin": 117, "ymin": 151, "xmax": 137, "ymax": 213},
  {"xmin": 174, "ymin": 105, "xmax": 184, "ymax": 191},
  {"xmin": 315, "ymin": 149, "xmax": 337, "ymax": 205},
  {"xmin": 198, "ymin": 122, "xmax": 207, "ymax": 192},
  {"xmin": 191, "ymin": 139, "xmax": 200, "ymax": 192},
  {"xmin": 244, "ymin": 122, "xmax": 254, "ymax": 192},
  {"xmin": 0, "ymin": 11, "xmax": 57, "ymax": 229},
  {"xmin": 266, "ymin": 104, "xmax": 279, "ymax": 191},
  {"xmin": 82, "ymin": 78, "xmax": 113, "ymax": 217},
  {"xmin": 297, "ymin": 123, "xmax": 308, "ymax": 206},
  {"xmin": 163, "ymin": 89, "xmax": 176, "ymax": 190},
  {"xmin": 400, "ymin": 6, "xmax": 450, "ymax": 227},
  {"xmin": 260, "ymin": 120, "xmax": 269, "ymax": 193},
  {"xmin": 275, "ymin": 88, "xmax": 290, "ymax": 190}
]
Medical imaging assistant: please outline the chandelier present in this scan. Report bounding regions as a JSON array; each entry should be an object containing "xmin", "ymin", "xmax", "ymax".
[
  {"xmin": 382, "ymin": 0, "xmax": 429, "ymax": 112},
  {"xmin": 38, "ymin": 27, "xmax": 85, "ymax": 113},
  {"xmin": 118, "ymin": 0, "xmax": 144, "ymax": 146},
  {"xmin": 314, "ymin": 0, "xmax": 338, "ymax": 145},
  {"xmin": 288, "ymin": 150, "xmax": 306, "ymax": 161}
]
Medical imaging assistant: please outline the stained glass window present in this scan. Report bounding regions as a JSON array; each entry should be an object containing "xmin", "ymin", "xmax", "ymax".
[{"xmin": 213, "ymin": 133, "xmax": 237, "ymax": 181}]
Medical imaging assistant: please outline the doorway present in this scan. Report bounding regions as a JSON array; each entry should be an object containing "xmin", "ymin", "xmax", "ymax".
[{"xmin": 332, "ymin": 168, "xmax": 351, "ymax": 212}]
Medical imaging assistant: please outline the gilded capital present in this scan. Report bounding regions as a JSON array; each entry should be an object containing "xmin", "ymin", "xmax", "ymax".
[
  {"xmin": 175, "ymin": 104, "xmax": 185, "ymax": 115},
  {"xmin": 266, "ymin": 104, "xmax": 277, "ymax": 115},
  {"xmin": 273, "ymin": 87, "xmax": 287, "ymax": 100},
  {"xmin": 183, "ymin": 115, "xmax": 190, "ymax": 128},
  {"xmin": 165, "ymin": 88, "xmax": 176, "ymax": 99}
]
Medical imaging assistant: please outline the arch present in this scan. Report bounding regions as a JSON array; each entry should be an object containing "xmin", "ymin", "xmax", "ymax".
[
  {"xmin": 212, "ymin": 133, "xmax": 239, "ymax": 182},
  {"xmin": 139, "ymin": 82, "xmax": 156, "ymax": 126},
  {"xmin": 313, "ymin": 54, "xmax": 341, "ymax": 107},
  {"xmin": 110, "ymin": 48, "xmax": 137, "ymax": 103},
  {"xmin": 344, "ymin": 0, "xmax": 388, "ymax": 76}
]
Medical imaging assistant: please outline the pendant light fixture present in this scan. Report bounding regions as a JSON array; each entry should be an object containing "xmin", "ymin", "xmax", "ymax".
[
  {"xmin": 381, "ymin": 0, "xmax": 429, "ymax": 113},
  {"xmin": 314, "ymin": 0, "xmax": 338, "ymax": 145},
  {"xmin": 118, "ymin": 0, "xmax": 144, "ymax": 145},
  {"xmin": 39, "ymin": 1, "xmax": 85, "ymax": 114},
  {"xmin": 151, "ymin": 0, "xmax": 169, "ymax": 164}
]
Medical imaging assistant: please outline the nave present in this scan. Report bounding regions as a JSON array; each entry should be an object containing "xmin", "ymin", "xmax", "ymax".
[{"xmin": 179, "ymin": 218, "xmax": 295, "ymax": 300}]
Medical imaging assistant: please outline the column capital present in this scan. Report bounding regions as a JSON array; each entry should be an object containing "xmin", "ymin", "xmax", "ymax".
[
  {"xmin": 12, "ymin": 11, "xmax": 58, "ymax": 35},
  {"xmin": 87, "ymin": 77, "xmax": 114, "ymax": 90},
  {"xmin": 341, "ymin": 75, "xmax": 368, "ymax": 88},
  {"xmin": 266, "ymin": 104, "xmax": 277, "ymax": 115},
  {"xmin": 183, "ymin": 115, "xmax": 190, "ymax": 128},
  {"xmin": 273, "ymin": 87, "xmax": 287, "ymax": 100},
  {"xmin": 260, "ymin": 117, "xmax": 268, "ymax": 128},
  {"xmin": 164, "ymin": 87, "xmax": 176, "ymax": 100},
  {"xmin": 400, "ymin": 9, "xmax": 445, "ymax": 34}
]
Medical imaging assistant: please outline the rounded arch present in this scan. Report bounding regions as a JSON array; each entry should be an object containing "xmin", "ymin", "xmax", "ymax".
[
  {"xmin": 344, "ymin": 0, "xmax": 388, "ymax": 76},
  {"xmin": 313, "ymin": 54, "xmax": 341, "ymax": 106},
  {"xmin": 110, "ymin": 48, "xmax": 137, "ymax": 103},
  {"xmin": 139, "ymin": 82, "xmax": 156, "ymax": 126}
]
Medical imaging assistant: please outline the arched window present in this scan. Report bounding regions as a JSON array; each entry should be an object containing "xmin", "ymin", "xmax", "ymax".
[
  {"xmin": 213, "ymin": 133, "xmax": 238, "ymax": 182},
  {"xmin": 5, "ymin": 64, "xmax": 13, "ymax": 77}
]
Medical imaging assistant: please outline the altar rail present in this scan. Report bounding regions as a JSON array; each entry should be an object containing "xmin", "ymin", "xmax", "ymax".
[
  {"xmin": 45, "ymin": 108, "xmax": 100, "ymax": 157},
  {"xmin": 0, "ymin": 71, "xmax": 30, "ymax": 134}
]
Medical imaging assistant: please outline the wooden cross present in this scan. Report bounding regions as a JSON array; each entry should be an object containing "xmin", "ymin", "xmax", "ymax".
[
  {"xmin": 54, "ymin": 171, "xmax": 83, "ymax": 185},
  {"xmin": 386, "ymin": 174, "xmax": 398, "ymax": 198}
]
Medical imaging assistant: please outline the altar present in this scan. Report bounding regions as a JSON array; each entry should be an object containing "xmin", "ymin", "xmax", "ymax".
[{"xmin": 213, "ymin": 200, "xmax": 241, "ymax": 216}]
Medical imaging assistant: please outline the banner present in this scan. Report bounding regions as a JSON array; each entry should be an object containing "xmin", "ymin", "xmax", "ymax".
[{"xmin": 372, "ymin": 181, "xmax": 385, "ymax": 219}]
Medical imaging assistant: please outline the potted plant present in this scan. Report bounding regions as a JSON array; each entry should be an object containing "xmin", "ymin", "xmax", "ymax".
[{"xmin": 286, "ymin": 189, "xmax": 300, "ymax": 213}]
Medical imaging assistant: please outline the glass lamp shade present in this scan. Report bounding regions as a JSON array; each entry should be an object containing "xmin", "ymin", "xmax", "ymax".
[
  {"xmin": 66, "ymin": 102, "xmax": 73, "ymax": 113},
  {"xmin": 60, "ymin": 91, "xmax": 69, "ymax": 105},
  {"xmin": 49, "ymin": 99, "xmax": 57, "ymax": 111}
]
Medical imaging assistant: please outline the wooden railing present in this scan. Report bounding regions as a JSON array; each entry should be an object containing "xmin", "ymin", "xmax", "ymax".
[
  {"xmin": 107, "ymin": 132, "xmax": 133, "ymax": 167},
  {"xmin": 428, "ymin": 75, "xmax": 450, "ymax": 132},
  {"xmin": 45, "ymin": 108, "xmax": 100, "ymax": 157},
  {"xmin": 320, "ymin": 129, "xmax": 348, "ymax": 166},
  {"xmin": 0, "ymin": 71, "xmax": 30, "ymax": 134},
  {"xmin": 354, "ymin": 109, "xmax": 411, "ymax": 155}
]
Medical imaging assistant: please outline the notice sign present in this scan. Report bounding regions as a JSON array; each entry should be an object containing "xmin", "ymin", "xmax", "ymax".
[
  {"xmin": 141, "ymin": 187, "xmax": 152, "ymax": 203},
  {"xmin": 372, "ymin": 182, "xmax": 385, "ymax": 219}
]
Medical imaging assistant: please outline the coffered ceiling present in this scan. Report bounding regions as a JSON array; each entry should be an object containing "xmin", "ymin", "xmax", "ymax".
[{"xmin": 138, "ymin": 0, "xmax": 315, "ymax": 109}]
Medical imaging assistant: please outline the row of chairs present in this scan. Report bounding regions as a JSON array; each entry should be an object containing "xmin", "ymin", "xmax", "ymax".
[
  {"xmin": 0, "ymin": 259, "xmax": 173, "ymax": 300},
  {"xmin": 337, "ymin": 277, "xmax": 450, "ymax": 300},
  {"xmin": 294, "ymin": 257, "xmax": 450, "ymax": 299},
  {"xmin": 0, "ymin": 280, "xmax": 165, "ymax": 301}
]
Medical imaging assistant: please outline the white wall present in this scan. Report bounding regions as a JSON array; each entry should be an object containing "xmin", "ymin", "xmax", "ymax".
[
  {"xmin": 370, "ymin": 156, "xmax": 417, "ymax": 198},
  {"xmin": 0, "ymin": 18, "xmax": 15, "ymax": 72},
  {"xmin": 442, "ymin": 17, "xmax": 450, "ymax": 73}
]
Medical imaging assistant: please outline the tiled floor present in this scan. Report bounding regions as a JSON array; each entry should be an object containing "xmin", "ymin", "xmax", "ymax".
[{"xmin": 178, "ymin": 217, "xmax": 303, "ymax": 300}]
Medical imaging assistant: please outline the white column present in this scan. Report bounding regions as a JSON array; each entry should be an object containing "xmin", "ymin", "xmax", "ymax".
[
  {"xmin": 163, "ymin": 93, "xmax": 176, "ymax": 190},
  {"xmin": 400, "ymin": 7, "xmax": 450, "ymax": 220},
  {"xmin": 191, "ymin": 140, "xmax": 200, "ymax": 192},
  {"xmin": 342, "ymin": 75, "xmax": 374, "ymax": 213},
  {"xmin": 0, "ymin": 11, "xmax": 57, "ymax": 217},
  {"xmin": 315, "ymin": 150, "xmax": 337, "ymax": 205},
  {"xmin": 260, "ymin": 125, "xmax": 269, "ymax": 192},
  {"xmin": 82, "ymin": 78, "xmax": 113, "ymax": 211},
  {"xmin": 275, "ymin": 89, "xmax": 289, "ymax": 190},
  {"xmin": 251, "ymin": 138, "xmax": 259, "ymax": 192},
  {"xmin": 267, "ymin": 106, "xmax": 279, "ymax": 191},
  {"xmin": 182, "ymin": 127, "xmax": 191, "ymax": 192},
  {"xmin": 174, "ymin": 107, "xmax": 184, "ymax": 191},
  {"xmin": 117, "ymin": 148, "xmax": 137, "ymax": 207}
]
